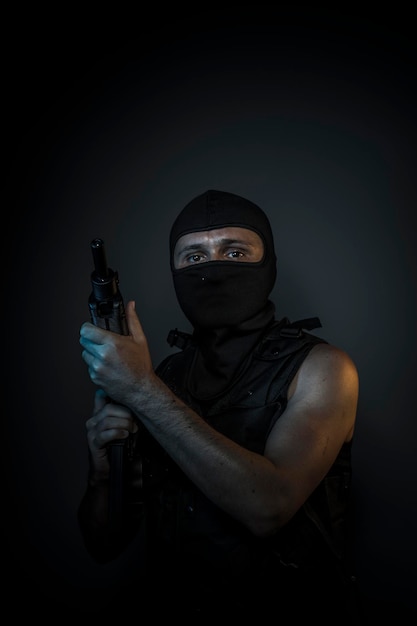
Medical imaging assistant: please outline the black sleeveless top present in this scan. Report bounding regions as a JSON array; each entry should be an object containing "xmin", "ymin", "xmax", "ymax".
[
  {"xmin": 79, "ymin": 318, "xmax": 358, "ymax": 619},
  {"xmin": 126, "ymin": 318, "xmax": 358, "ymax": 618}
]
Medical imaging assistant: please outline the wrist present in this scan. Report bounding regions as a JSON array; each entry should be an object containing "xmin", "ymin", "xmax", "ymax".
[{"xmin": 88, "ymin": 470, "xmax": 110, "ymax": 488}]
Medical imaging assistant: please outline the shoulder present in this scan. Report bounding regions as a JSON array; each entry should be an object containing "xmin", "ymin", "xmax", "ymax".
[
  {"xmin": 283, "ymin": 342, "xmax": 358, "ymax": 444},
  {"xmin": 311, "ymin": 342, "xmax": 358, "ymax": 378},
  {"xmin": 306, "ymin": 342, "xmax": 357, "ymax": 372},
  {"xmin": 288, "ymin": 342, "xmax": 359, "ymax": 403}
]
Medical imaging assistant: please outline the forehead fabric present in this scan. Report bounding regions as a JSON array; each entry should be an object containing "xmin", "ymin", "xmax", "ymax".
[{"xmin": 170, "ymin": 189, "xmax": 275, "ymax": 259}]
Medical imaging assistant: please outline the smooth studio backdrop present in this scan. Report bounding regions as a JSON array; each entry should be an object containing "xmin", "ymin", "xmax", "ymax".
[{"xmin": 6, "ymin": 10, "xmax": 416, "ymax": 618}]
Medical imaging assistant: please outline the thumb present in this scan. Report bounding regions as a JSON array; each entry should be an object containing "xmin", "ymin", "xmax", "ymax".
[
  {"xmin": 93, "ymin": 388, "xmax": 109, "ymax": 414},
  {"xmin": 126, "ymin": 300, "xmax": 146, "ymax": 343}
]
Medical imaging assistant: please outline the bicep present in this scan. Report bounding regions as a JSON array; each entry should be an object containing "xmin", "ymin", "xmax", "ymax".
[{"xmin": 264, "ymin": 344, "xmax": 358, "ymax": 510}]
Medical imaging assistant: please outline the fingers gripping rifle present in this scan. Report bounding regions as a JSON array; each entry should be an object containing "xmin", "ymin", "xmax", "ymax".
[{"xmin": 88, "ymin": 238, "xmax": 128, "ymax": 536}]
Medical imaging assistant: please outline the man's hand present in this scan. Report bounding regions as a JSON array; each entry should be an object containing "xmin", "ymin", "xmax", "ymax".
[
  {"xmin": 85, "ymin": 388, "xmax": 139, "ymax": 484},
  {"xmin": 80, "ymin": 300, "xmax": 155, "ymax": 405}
]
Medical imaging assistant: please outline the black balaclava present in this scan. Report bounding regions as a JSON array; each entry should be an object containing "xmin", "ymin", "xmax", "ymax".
[{"xmin": 170, "ymin": 189, "xmax": 277, "ymax": 400}]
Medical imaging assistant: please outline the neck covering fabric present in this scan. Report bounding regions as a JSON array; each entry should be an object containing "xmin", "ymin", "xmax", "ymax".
[{"xmin": 170, "ymin": 190, "xmax": 277, "ymax": 400}]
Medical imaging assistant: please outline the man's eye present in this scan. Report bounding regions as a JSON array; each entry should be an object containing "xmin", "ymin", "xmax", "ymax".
[
  {"xmin": 228, "ymin": 250, "xmax": 244, "ymax": 259},
  {"xmin": 187, "ymin": 254, "xmax": 203, "ymax": 264}
]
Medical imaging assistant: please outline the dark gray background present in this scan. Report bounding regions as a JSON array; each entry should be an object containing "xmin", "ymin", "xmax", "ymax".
[{"xmin": 6, "ymin": 9, "xmax": 417, "ymax": 618}]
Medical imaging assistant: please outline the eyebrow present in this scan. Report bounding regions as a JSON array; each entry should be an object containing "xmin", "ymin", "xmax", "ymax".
[{"xmin": 177, "ymin": 238, "xmax": 256, "ymax": 254}]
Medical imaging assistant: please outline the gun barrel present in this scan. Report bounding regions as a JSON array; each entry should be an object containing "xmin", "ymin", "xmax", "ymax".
[
  {"xmin": 91, "ymin": 238, "xmax": 109, "ymax": 280},
  {"xmin": 89, "ymin": 237, "xmax": 128, "ymax": 336}
]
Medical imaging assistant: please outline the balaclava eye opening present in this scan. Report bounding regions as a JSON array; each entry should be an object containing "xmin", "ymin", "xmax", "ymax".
[{"xmin": 170, "ymin": 189, "xmax": 277, "ymax": 330}]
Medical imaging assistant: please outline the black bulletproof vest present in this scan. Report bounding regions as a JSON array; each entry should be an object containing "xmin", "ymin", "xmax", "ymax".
[{"xmin": 133, "ymin": 317, "xmax": 355, "ymax": 590}]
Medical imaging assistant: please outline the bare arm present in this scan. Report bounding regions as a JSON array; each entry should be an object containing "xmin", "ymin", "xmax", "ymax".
[
  {"xmin": 80, "ymin": 301, "xmax": 358, "ymax": 538},
  {"xmin": 77, "ymin": 389, "xmax": 141, "ymax": 560}
]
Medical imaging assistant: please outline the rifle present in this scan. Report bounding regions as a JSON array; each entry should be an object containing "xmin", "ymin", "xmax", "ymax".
[{"xmin": 88, "ymin": 237, "xmax": 128, "ymax": 536}]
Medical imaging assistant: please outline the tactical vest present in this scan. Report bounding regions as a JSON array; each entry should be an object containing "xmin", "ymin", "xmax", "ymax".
[{"xmin": 133, "ymin": 317, "xmax": 355, "ymax": 595}]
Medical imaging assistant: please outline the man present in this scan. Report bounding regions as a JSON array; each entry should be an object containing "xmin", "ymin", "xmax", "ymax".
[{"xmin": 79, "ymin": 190, "xmax": 359, "ymax": 621}]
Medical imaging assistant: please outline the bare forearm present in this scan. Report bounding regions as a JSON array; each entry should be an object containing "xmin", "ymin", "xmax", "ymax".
[
  {"xmin": 77, "ymin": 481, "xmax": 113, "ymax": 561},
  {"xmin": 126, "ymin": 376, "xmax": 284, "ymax": 536}
]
